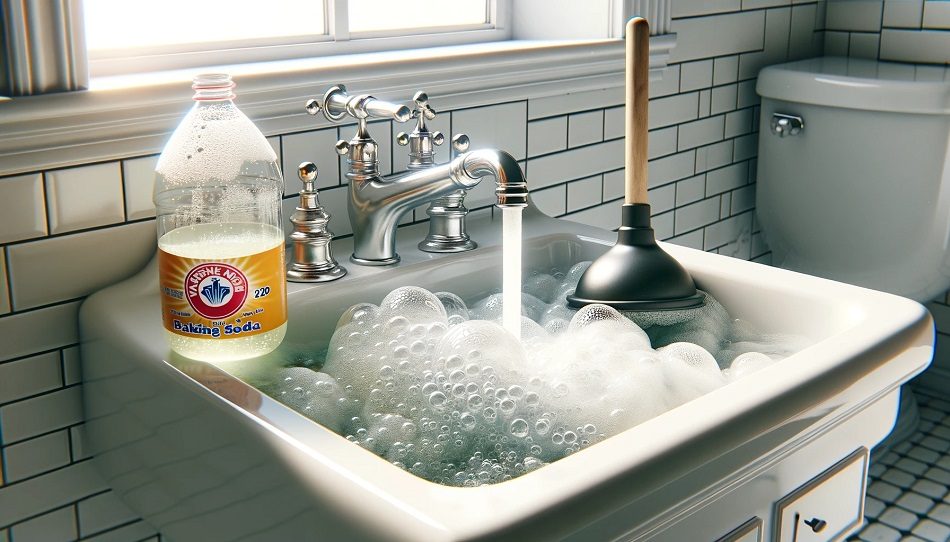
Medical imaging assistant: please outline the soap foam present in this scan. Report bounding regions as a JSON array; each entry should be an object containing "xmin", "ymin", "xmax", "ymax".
[{"xmin": 263, "ymin": 262, "xmax": 807, "ymax": 487}]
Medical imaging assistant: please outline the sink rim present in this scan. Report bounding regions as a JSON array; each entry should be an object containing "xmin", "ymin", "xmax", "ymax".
[{"xmin": 79, "ymin": 213, "xmax": 934, "ymax": 541}]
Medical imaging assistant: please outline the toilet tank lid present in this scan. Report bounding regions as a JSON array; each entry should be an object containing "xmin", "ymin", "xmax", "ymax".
[{"xmin": 757, "ymin": 57, "xmax": 950, "ymax": 115}]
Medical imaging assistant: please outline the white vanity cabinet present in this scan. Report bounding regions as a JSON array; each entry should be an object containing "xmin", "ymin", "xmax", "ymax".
[{"xmin": 630, "ymin": 392, "xmax": 882, "ymax": 542}]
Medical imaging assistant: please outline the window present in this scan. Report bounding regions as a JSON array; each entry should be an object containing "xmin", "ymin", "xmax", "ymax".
[
  {"xmin": 83, "ymin": 0, "xmax": 503, "ymax": 76},
  {"xmin": 2, "ymin": 0, "xmax": 675, "ymax": 95},
  {"xmin": 346, "ymin": 0, "xmax": 489, "ymax": 34},
  {"xmin": 1, "ymin": 0, "xmax": 677, "ymax": 175},
  {"xmin": 84, "ymin": 1, "xmax": 323, "ymax": 53}
]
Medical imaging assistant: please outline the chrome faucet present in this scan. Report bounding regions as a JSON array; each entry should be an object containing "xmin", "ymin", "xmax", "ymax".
[
  {"xmin": 305, "ymin": 85, "xmax": 527, "ymax": 265},
  {"xmin": 396, "ymin": 91, "xmax": 478, "ymax": 253}
]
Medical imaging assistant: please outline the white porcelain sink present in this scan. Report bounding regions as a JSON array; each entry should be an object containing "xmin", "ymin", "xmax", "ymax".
[{"xmin": 79, "ymin": 207, "xmax": 933, "ymax": 541}]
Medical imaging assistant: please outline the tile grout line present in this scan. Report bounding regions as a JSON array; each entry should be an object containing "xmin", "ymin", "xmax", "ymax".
[
  {"xmin": 0, "ymin": 386, "xmax": 84, "ymax": 431},
  {"xmin": 118, "ymin": 161, "xmax": 129, "ymax": 223},
  {"xmin": 0, "ymin": 217, "xmax": 156, "ymax": 252},
  {"xmin": 2, "ymin": 247, "xmax": 12, "ymax": 316},
  {"xmin": 0, "ymin": 344, "xmax": 79, "ymax": 367}
]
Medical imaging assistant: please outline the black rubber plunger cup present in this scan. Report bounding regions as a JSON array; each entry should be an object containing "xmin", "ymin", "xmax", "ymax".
[
  {"xmin": 567, "ymin": 203, "xmax": 704, "ymax": 310},
  {"xmin": 567, "ymin": 17, "xmax": 704, "ymax": 312}
]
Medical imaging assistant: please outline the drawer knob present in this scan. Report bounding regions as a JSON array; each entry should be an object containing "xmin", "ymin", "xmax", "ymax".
[{"xmin": 804, "ymin": 517, "xmax": 827, "ymax": 533}]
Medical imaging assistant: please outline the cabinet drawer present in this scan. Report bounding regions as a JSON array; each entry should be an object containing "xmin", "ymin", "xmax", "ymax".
[{"xmin": 773, "ymin": 448, "xmax": 869, "ymax": 542}]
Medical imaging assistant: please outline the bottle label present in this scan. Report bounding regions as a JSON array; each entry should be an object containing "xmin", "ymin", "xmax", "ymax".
[{"xmin": 159, "ymin": 244, "xmax": 287, "ymax": 339}]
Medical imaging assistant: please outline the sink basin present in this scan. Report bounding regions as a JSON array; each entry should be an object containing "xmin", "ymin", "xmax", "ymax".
[{"xmin": 79, "ymin": 207, "xmax": 933, "ymax": 541}]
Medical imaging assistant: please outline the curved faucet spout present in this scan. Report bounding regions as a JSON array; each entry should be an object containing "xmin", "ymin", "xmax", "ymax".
[
  {"xmin": 458, "ymin": 150, "xmax": 529, "ymax": 208},
  {"xmin": 348, "ymin": 159, "xmax": 478, "ymax": 265},
  {"xmin": 348, "ymin": 149, "xmax": 529, "ymax": 265}
]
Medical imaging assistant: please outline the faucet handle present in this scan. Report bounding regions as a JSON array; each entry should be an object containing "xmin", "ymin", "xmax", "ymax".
[
  {"xmin": 398, "ymin": 91, "xmax": 440, "ymax": 143},
  {"xmin": 306, "ymin": 84, "xmax": 411, "ymax": 123},
  {"xmin": 306, "ymin": 85, "xmax": 410, "ymax": 172},
  {"xmin": 397, "ymin": 129, "xmax": 444, "ymax": 147},
  {"xmin": 410, "ymin": 91, "xmax": 437, "ymax": 125},
  {"xmin": 298, "ymin": 161, "xmax": 318, "ymax": 191},
  {"xmin": 334, "ymin": 140, "xmax": 350, "ymax": 155},
  {"xmin": 396, "ymin": 130, "xmax": 444, "ymax": 147},
  {"xmin": 400, "ymin": 90, "xmax": 452, "ymax": 168},
  {"xmin": 452, "ymin": 133, "xmax": 470, "ymax": 156}
]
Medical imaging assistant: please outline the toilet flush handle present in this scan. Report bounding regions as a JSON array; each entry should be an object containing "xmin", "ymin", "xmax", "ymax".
[{"xmin": 771, "ymin": 113, "xmax": 804, "ymax": 138}]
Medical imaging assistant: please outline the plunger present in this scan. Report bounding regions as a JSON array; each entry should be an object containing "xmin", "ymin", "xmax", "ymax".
[{"xmin": 567, "ymin": 17, "xmax": 704, "ymax": 311}]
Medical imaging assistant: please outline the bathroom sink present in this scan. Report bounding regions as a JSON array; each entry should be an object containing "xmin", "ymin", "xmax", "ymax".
[{"xmin": 79, "ymin": 207, "xmax": 933, "ymax": 541}]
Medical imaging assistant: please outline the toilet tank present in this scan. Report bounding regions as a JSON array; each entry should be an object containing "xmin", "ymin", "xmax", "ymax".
[{"xmin": 755, "ymin": 57, "xmax": 950, "ymax": 302}]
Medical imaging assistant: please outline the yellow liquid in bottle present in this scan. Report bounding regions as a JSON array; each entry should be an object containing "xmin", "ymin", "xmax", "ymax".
[{"xmin": 159, "ymin": 222, "xmax": 286, "ymax": 362}]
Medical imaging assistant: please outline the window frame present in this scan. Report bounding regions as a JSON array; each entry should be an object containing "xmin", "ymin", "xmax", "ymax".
[
  {"xmin": 84, "ymin": 0, "xmax": 511, "ymax": 77},
  {"xmin": 0, "ymin": 0, "xmax": 677, "ymax": 177}
]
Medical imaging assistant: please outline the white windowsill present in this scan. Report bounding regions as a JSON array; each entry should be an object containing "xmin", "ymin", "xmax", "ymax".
[{"xmin": 0, "ymin": 36, "xmax": 675, "ymax": 177}]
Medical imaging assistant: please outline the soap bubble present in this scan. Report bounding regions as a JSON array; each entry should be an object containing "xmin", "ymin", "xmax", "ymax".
[
  {"xmin": 265, "ymin": 264, "xmax": 809, "ymax": 488},
  {"xmin": 470, "ymin": 292, "xmax": 547, "ymax": 322},
  {"xmin": 379, "ymin": 287, "xmax": 447, "ymax": 325},
  {"xmin": 659, "ymin": 342, "xmax": 720, "ymax": 374},
  {"xmin": 436, "ymin": 320, "xmax": 526, "ymax": 372},
  {"xmin": 469, "ymin": 293, "xmax": 504, "ymax": 321},
  {"xmin": 523, "ymin": 273, "xmax": 559, "ymax": 303},
  {"xmin": 659, "ymin": 342, "xmax": 726, "ymax": 407},
  {"xmin": 563, "ymin": 261, "xmax": 592, "ymax": 285},
  {"xmin": 274, "ymin": 367, "xmax": 350, "ymax": 432},
  {"xmin": 336, "ymin": 302, "xmax": 379, "ymax": 329},
  {"xmin": 435, "ymin": 292, "xmax": 470, "ymax": 321},
  {"xmin": 510, "ymin": 419, "xmax": 529, "ymax": 438},
  {"xmin": 540, "ymin": 303, "xmax": 576, "ymax": 326},
  {"xmin": 725, "ymin": 352, "xmax": 775, "ymax": 380},
  {"xmin": 565, "ymin": 304, "xmax": 652, "ymax": 356},
  {"xmin": 520, "ymin": 316, "xmax": 549, "ymax": 344},
  {"xmin": 542, "ymin": 318, "xmax": 570, "ymax": 336},
  {"xmin": 520, "ymin": 293, "xmax": 548, "ymax": 321}
]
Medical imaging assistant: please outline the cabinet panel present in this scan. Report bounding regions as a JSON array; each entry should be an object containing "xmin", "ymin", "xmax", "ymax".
[{"xmin": 773, "ymin": 448, "xmax": 868, "ymax": 542}]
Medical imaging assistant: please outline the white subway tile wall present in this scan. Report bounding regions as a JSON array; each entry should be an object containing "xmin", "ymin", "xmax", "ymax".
[
  {"xmin": 879, "ymin": 28, "xmax": 950, "ymax": 64},
  {"xmin": 281, "ymin": 127, "xmax": 341, "ymax": 194},
  {"xmin": 826, "ymin": 0, "xmax": 884, "ymax": 32},
  {"xmin": 0, "ymin": 174, "xmax": 46, "ymax": 244},
  {"xmin": 884, "ymin": 0, "xmax": 924, "ymax": 28},
  {"xmin": 527, "ymin": 116, "xmax": 568, "ymax": 157},
  {"xmin": 45, "ymin": 163, "xmax": 125, "ymax": 235},
  {"xmin": 825, "ymin": 0, "xmax": 950, "ymax": 63},
  {"xmin": 924, "ymin": 0, "xmax": 950, "ymax": 28},
  {"xmin": 452, "ymin": 102, "xmax": 528, "ymax": 160},
  {"xmin": 7, "ymin": 221, "xmax": 155, "ymax": 310},
  {"xmin": 121, "ymin": 155, "xmax": 159, "ymax": 220},
  {"xmin": 567, "ymin": 111, "xmax": 605, "ymax": 148},
  {"xmin": 0, "ymin": 2, "xmax": 828, "ymax": 539}
]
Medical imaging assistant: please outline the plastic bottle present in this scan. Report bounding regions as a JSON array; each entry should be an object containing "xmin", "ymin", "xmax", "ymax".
[{"xmin": 154, "ymin": 73, "xmax": 287, "ymax": 362}]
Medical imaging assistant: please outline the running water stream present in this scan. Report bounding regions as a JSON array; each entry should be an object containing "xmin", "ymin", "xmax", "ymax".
[{"xmin": 502, "ymin": 207, "xmax": 523, "ymax": 341}]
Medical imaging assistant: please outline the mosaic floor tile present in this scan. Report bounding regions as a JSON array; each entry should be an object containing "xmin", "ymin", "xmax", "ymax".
[{"xmin": 848, "ymin": 388, "xmax": 950, "ymax": 542}]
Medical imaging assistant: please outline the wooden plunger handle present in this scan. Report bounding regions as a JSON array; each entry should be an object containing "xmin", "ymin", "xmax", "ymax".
[{"xmin": 625, "ymin": 17, "xmax": 650, "ymax": 205}]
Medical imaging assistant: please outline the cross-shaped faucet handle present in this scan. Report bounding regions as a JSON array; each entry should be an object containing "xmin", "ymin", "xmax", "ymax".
[
  {"xmin": 396, "ymin": 90, "xmax": 446, "ymax": 149},
  {"xmin": 411, "ymin": 91, "xmax": 437, "ymax": 124}
]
